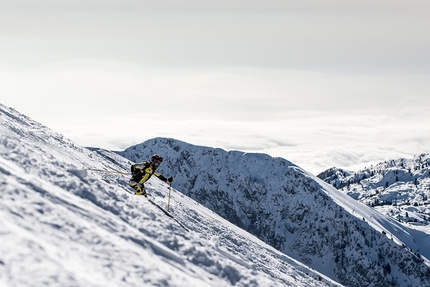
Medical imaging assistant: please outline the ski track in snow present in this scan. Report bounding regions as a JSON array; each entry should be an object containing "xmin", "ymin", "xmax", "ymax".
[{"xmin": 1, "ymin": 104, "xmax": 338, "ymax": 286}]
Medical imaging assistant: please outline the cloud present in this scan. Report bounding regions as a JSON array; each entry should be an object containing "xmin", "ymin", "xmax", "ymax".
[
  {"xmin": 30, "ymin": 108, "xmax": 429, "ymax": 176},
  {"xmin": 4, "ymin": 62, "xmax": 428, "ymax": 123}
]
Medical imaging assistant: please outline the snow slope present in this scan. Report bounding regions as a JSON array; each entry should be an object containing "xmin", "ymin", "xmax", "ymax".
[
  {"xmin": 118, "ymin": 138, "xmax": 430, "ymax": 287},
  {"xmin": 0, "ymin": 104, "xmax": 339, "ymax": 286}
]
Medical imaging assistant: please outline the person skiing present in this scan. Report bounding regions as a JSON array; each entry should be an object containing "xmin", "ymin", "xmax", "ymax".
[{"xmin": 129, "ymin": 154, "xmax": 173, "ymax": 197}]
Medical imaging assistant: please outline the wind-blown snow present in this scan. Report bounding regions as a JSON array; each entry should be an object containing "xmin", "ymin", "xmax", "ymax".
[{"xmin": 1, "ymin": 104, "xmax": 338, "ymax": 286}]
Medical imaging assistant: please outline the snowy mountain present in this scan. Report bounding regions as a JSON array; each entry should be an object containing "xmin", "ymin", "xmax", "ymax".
[
  {"xmin": 1, "ymin": 104, "xmax": 341, "ymax": 287},
  {"xmin": 118, "ymin": 138, "xmax": 430, "ymax": 287},
  {"xmin": 318, "ymin": 155, "xmax": 430, "ymax": 244}
]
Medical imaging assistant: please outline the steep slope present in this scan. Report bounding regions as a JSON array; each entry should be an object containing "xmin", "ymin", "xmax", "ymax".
[
  {"xmin": 119, "ymin": 138, "xmax": 430, "ymax": 287},
  {"xmin": 0, "ymin": 104, "xmax": 338, "ymax": 287}
]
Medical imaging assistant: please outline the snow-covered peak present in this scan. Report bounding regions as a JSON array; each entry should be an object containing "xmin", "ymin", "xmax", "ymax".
[
  {"xmin": 318, "ymin": 154, "xmax": 430, "ymax": 230},
  {"xmin": 1, "ymin": 104, "xmax": 339, "ymax": 286},
  {"xmin": 119, "ymin": 137, "xmax": 430, "ymax": 287}
]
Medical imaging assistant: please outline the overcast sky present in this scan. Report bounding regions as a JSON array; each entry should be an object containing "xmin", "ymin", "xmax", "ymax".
[{"xmin": 1, "ymin": 0, "xmax": 430, "ymax": 174}]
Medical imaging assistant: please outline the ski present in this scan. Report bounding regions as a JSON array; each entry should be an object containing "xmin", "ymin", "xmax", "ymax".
[{"xmin": 146, "ymin": 198, "xmax": 190, "ymax": 232}]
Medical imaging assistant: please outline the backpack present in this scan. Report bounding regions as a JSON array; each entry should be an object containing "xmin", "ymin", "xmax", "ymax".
[{"xmin": 131, "ymin": 162, "xmax": 149, "ymax": 178}]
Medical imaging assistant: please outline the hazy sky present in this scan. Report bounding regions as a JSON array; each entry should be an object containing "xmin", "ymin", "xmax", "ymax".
[{"xmin": 2, "ymin": 0, "xmax": 430, "ymax": 174}]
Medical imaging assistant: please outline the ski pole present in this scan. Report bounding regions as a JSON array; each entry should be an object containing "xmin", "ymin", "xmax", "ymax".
[
  {"xmin": 82, "ymin": 166, "xmax": 130, "ymax": 175},
  {"xmin": 167, "ymin": 182, "xmax": 172, "ymax": 212}
]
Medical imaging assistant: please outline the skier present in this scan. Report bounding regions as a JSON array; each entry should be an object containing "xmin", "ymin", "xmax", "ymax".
[{"xmin": 129, "ymin": 154, "xmax": 173, "ymax": 197}]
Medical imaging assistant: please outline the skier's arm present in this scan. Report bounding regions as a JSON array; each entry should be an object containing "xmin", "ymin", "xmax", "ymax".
[{"xmin": 154, "ymin": 173, "xmax": 173, "ymax": 183}]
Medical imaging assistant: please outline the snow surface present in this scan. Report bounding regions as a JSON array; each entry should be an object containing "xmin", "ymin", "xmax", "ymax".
[{"xmin": 0, "ymin": 104, "xmax": 340, "ymax": 286}]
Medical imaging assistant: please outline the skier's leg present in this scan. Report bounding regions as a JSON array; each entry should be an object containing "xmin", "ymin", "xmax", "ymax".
[{"xmin": 130, "ymin": 180, "xmax": 146, "ymax": 196}]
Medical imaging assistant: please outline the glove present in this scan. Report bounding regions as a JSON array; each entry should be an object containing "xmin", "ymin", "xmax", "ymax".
[{"xmin": 167, "ymin": 177, "xmax": 173, "ymax": 183}]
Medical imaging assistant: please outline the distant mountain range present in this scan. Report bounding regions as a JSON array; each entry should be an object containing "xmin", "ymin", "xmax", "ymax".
[
  {"xmin": 317, "ymin": 153, "xmax": 430, "ymax": 239},
  {"xmin": 116, "ymin": 138, "xmax": 430, "ymax": 287}
]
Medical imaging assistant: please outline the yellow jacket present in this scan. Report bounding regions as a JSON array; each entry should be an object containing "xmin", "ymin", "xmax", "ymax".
[{"xmin": 130, "ymin": 162, "xmax": 169, "ymax": 185}]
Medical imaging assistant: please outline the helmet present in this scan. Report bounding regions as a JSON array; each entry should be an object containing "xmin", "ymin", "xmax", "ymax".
[{"xmin": 151, "ymin": 154, "xmax": 163, "ymax": 163}]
